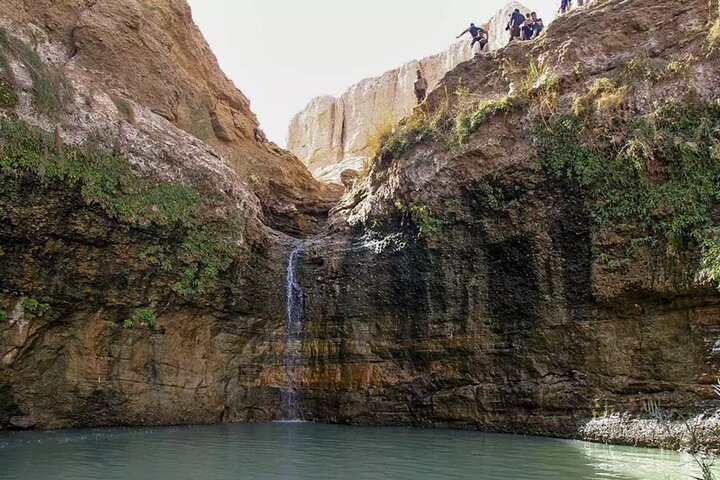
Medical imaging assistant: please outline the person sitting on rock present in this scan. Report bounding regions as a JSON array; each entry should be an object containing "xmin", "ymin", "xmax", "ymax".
[
  {"xmin": 456, "ymin": 23, "xmax": 489, "ymax": 52},
  {"xmin": 506, "ymin": 9, "xmax": 526, "ymax": 42},
  {"xmin": 414, "ymin": 70, "xmax": 428, "ymax": 104},
  {"xmin": 531, "ymin": 12, "xmax": 544, "ymax": 38},
  {"xmin": 521, "ymin": 13, "xmax": 535, "ymax": 40}
]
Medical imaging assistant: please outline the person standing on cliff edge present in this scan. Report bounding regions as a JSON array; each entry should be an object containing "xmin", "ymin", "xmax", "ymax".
[
  {"xmin": 506, "ymin": 9, "xmax": 526, "ymax": 41},
  {"xmin": 414, "ymin": 70, "xmax": 428, "ymax": 104}
]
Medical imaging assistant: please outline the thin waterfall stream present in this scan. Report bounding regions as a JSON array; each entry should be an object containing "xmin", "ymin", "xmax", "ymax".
[{"xmin": 281, "ymin": 241, "xmax": 306, "ymax": 420}]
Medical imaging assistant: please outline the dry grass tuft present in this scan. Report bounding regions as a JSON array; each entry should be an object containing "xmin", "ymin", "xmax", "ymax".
[{"xmin": 362, "ymin": 113, "xmax": 396, "ymax": 175}]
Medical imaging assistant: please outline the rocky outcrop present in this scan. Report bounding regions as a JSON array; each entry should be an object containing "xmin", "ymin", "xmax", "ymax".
[
  {"xmin": 0, "ymin": 0, "xmax": 339, "ymax": 235},
  {"xmin": 290, "ymin": 0, "xmax": 720, "ymax": 449},
  {"xmin": 287, "ymin": 2, "xmax": 529, "ymax": 181}
]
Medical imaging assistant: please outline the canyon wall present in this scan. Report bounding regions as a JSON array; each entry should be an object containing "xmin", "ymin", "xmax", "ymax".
[
  {"xmin": 287, "ymin": 2, "xmax": 529, "ymax": 181},
  {"xmin": 0, "ymin": 0, "xmax": 339, "ymax": 234},
  {"xmin": 0, "ymin": 0, "xmax": 334, "ymax": 427},
  {"xmin": 290, "ymin": 0, "xmax": 720, "ymax": 447},
  {"xmin": 0, "ymin": 0, "xmax": 719, "ymax": 452}
]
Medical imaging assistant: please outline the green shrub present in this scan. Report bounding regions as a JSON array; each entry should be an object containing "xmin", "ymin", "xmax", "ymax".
[
  {"xmin": 139, "ymin": 246, "xmax": 174, "ymax": 271},
  {"xmin": 0, "ymin": 117, "xmax": 238, "ymax": 300},
  {"xmin": 474, "ymin": 179, "xmax": 503, "ymax": 209},
  {"xmin": 0, "ymin": 78, "xmax": 17, "ymax": 109},
  {"xmin": 377, "ymin": 114, "xmax": 439, "ymax": 163},
  {"xmin": 535, "ymin": 100, "xmax": 720, "ymax": 287},
  {"xmin": 22, "ymin": 297, "xmax": 51, "ymax": 319},
  {"xmin": 126, "ymin": 307, "xmax": 157, "ymax": 329},
  {"xmin": 0, "ymin": 308, "xmax": 6, "ymax": 323},
  {"xmin": 395, "ymin": 201, "xmax": 442, "ymax": 238},
  {"xmin": 453, "ymin": 95, "xmax": 522, "ymax": 145},
  {"xmin": 172, "ymin": 227, "xmax": 237, "ymax": 298}
]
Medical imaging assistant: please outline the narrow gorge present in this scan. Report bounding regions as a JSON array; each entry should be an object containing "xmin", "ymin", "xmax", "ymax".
[{"xmin": 0, "ymin": 0, "xmax": 719, "ymax": 463}]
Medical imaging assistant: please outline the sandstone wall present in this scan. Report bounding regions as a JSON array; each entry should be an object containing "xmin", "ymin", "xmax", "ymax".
[
  {"xmin": 287, "ymin": 2, "xmax": 528, "ymax": 181},
  {"xmin": 0, "ymin": 0, "xmax": 339, "ymax": 234}
]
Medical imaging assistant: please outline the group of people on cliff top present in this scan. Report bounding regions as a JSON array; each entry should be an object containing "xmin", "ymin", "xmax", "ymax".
[
  {"xmin": 413, "ymin": 11, "xmax": 542, "ymax": 105},
  {"xmin": 413, "ymin": 1, "xmax": 591, "ymax": 105},
  {"xmin": 453, "ymin": 8, "xmax": 546, "ymax": 57},
  {"xmin": 506, "ymin": 10, "xmax": 544, "ymax": 42}
]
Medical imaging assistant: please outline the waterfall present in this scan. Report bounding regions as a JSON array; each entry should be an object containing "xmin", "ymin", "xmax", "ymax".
[{"xmin": 281, "ymin": 241, "xmax": 305, "ymax": 420}]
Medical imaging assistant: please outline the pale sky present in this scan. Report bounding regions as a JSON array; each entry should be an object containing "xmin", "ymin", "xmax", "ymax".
[{"xmin": 187, "ymin": 0, "xmax": 559, "ymax": 147}]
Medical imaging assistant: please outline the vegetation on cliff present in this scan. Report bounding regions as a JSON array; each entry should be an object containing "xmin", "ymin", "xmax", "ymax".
[
  {"xmin": 366, "ymin": 47, "xmax": 720, "ymax": 289},
  {"xmin": 123, "ymin": 307, "xmax": 158, "ymax": 329},
  {"xmin": 21, "ymin": 297, "xmax": 51, "ymax": 320},
  {"xmin": 368, "ymin": 61, "xmax": 559, "ymax": 167},
  {"xmin": 0, "ymin": 117, "xmax": 240, "ymax": 302},
  {"xmin": 535, "ymin": 97, "xmax": 720, "ymax": 286},
  {"xmin": 709, "ymin": 0, "xmax": 720, "ymax": 51},
  {"xmin": 0, "ymin": 27, "xmax": 73, "ymax": 116}
]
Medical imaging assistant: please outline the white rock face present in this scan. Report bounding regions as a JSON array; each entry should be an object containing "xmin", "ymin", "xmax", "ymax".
[{"xmin": 287, "ymin": 1, "xmax": 530, "ymax": 181}]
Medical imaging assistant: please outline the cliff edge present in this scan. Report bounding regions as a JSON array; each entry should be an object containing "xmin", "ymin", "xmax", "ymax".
[{"xmin": 287, "ymin": 1, "xmax": 529, "ymax": 182}]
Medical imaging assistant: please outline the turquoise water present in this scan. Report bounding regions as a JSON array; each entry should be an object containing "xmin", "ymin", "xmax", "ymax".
[{"xmin": 1, "ymin": 423, "xmax": 717, "ymax": 479}]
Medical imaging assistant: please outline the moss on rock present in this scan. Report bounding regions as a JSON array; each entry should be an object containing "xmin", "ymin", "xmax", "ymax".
[
  {"xmin": 0, "ymin": 78, "xmax": 18, "ymax": 109},
  {"xmin": 0, "ymin": 117, "xmax": 241, "ymax": 301},
  {"xmin": 0, "ymin": 27, "xmax": 73, "ymax": 117},
  {"xmin": 534, "ymin": 99, "xmax": 720, "ymax": 287}
]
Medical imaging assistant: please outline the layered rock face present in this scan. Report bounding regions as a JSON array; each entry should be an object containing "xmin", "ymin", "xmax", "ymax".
[
  {"xmin": 287, "ymin": 0, "xmax": 720, "ymax": 448},
  {"xmin": 0, "ymin": 0, "xmax": 719, "ymax": 452},
  {"xmin": 0, "ymin": 0, "xmax": 339, "ymax": 234},
  {"xmin": 287, "ymin": 2, "xmax": 528, "ymax": 181},
  {"xmin": 0, "ymin": 0, "xmax": 331, "ymax": 428}
]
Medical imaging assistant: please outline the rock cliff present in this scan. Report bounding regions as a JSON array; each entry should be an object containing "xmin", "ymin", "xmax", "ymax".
[
  {"xmin": 291, "ymin": 0, "xmax": 720, "ymax": 448},
  {"xmin": 0, "ymin": 0, "xmax": 339, "ymax": 235},
  {"xmin": 0, "ymin": 0, "xmax": 719, "ymax": 453},
  {"xmin": 287, "ymin": 2, "xmax": 529, "ymax": 181}
]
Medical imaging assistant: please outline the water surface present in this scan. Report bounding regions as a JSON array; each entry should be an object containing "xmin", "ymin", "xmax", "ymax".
[{"xmin": 1, "ymin": 423, "xmax": 717, "ymax": 479}]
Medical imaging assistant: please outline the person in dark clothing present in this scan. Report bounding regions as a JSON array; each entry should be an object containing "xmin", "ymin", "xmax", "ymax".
[
  {"xmin": 506, "ymin": 9, "xmax": 526, "ymax": 42},
  {"xmin": 414, "ymin": 70, "xmax": 428, "ymax": 104},
  {"xmin": 531, "ymin": 12, "xmax": 544, "ymax": 37},
  {"xmin": 456, "ymin": 23, "xmax": 489, "ymax": 51},
  {"xmin": 521, "ymin": 13, "xmax": 534, "ymax": 40},
  {"xmin": 560, "ymin": 0, "xmax": 572, "ymax": 15}
]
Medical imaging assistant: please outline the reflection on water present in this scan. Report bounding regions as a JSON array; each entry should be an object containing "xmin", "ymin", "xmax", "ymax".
[
  {"xmin": 0, "ymin": 423, "xmax": 717, "ymax": 480},
  {"xmin": 572, "ymin": 438, "xmax": 717, "ymax": 479}
]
